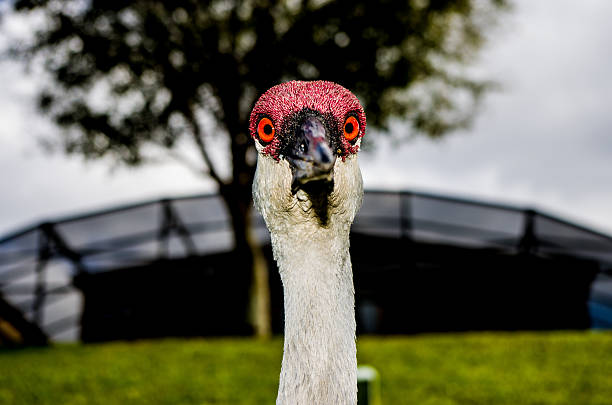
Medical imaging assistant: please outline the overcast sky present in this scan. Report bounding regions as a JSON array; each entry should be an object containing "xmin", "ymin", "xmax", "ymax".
[{"xmin": 1, "ymin": 0, "xmax": 612, "ymax": 237}]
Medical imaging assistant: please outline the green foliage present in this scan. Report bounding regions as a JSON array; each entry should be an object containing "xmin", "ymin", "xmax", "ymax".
[
  {"xmin": 0, "ymin": 332, "xmax": 610, "ymax": 405},
  {"xmin": 11, "ymin": 0, "xmax": 508, "ymax": 173}
]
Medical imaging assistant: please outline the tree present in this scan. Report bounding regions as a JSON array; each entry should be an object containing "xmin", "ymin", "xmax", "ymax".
[{"xmin": 9, "ymin": 0, "xmax": 509, "ymax": 337}]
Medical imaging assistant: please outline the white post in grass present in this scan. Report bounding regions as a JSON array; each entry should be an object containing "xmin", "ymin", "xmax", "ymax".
[{"xmin": 357, "ymin": 365, "xmax": 381, "ymax": 405}]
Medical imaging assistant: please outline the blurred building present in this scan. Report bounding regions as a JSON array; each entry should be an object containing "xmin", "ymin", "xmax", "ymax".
[{"xmin": 0, "ymin": 190, "xmax": 611, "ymax": 344}]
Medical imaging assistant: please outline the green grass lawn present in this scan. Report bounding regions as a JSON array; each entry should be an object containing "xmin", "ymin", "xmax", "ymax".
[{"xmin": 0, "ymin": 332, "xmax": 611, "ymax": 404}]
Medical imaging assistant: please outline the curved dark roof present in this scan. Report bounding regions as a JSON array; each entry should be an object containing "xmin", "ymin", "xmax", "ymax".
[{"xmin": 1, "ymin": 190, "xmax": 611, "ymax": 340}]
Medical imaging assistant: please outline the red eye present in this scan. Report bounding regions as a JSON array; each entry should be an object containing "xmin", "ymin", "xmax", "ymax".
[
  {"xmin": 343, "ymin": 116, "xmax": 359, "ymax": 141},
  {"xmin": 257, "ymin": 117, "xmax": 275, "ymax": 143}
]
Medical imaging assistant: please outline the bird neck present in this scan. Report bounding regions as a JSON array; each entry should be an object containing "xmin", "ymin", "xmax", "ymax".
[
  {"xmin": 252, "ymin": 154, "xmax": 363, "ymax": 405},
  {"xmin": 272, "ymin": 223, "xmax": 357, "ymax": 405}
]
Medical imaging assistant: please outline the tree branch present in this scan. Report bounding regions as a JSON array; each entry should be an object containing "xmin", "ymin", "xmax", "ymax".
[
  {"xmin": 165, "ymin": 149, "xmax": 209, "ymax": 178},
  {"xmin": 186, "ymin": 111, "xmax": 225, "ymax": 186}
]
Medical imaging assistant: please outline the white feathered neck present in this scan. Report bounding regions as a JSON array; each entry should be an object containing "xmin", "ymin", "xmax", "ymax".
[{"xmin": 253, "ymin": 154, "xmax": 363, "ymax": 405}]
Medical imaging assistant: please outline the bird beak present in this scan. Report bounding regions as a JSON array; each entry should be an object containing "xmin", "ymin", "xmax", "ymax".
[{"xmin": 285, "ymin": 116, "xmax": 337, "ymax": 193}]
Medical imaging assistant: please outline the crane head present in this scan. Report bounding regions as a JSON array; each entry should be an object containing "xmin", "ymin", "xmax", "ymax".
[{"xmin": 250, "ymin": 81, "xmax": 365, "ymax": 227}]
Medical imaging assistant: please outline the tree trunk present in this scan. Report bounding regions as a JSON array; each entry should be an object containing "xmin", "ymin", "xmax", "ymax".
[
  {"xmin": 196, "ymin": 73, "xmax": 272, "ymax": 338},
  {"xmin": 220, "ymin": 183, "xmax": 271, "ymax": 339},
  {"xmin": 247, "ymin": 208, "xmax": 272, "ymax": 339}
]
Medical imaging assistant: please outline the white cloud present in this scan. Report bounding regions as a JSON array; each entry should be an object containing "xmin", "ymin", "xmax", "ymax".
[
  {"xmin": 362, "ymin": 0, "xmax": 612, "ymax": 234},
  {"xmin": 0, "ymin": 58, "xmax": 212, "ymax": 234}
]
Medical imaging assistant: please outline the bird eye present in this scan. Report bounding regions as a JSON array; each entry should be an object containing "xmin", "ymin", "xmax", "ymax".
[
  {"xmin": 343, "ymin": 116, "xmax": 359, "ymax": 141},
  {"xmin": 257, "ymin": 117, "xmax": 275, "ymax": 143}
]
